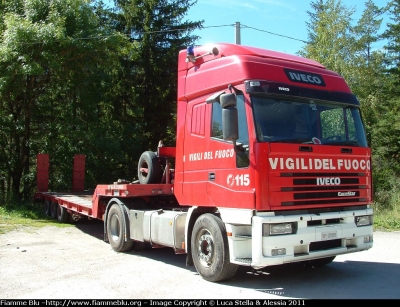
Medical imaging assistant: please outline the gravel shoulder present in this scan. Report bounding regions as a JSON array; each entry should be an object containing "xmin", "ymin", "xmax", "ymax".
[{"xmin": 1, "ymin": 219, "xmax": 400, "ymax": 299}]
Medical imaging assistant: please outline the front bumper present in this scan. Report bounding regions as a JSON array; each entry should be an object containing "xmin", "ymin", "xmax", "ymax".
[{"xmin": 227, "ymin": 208, "xmax": 373, "ymax": 267}]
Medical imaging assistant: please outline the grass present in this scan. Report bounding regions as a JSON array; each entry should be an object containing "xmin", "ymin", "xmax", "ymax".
[
  {"xmin": 0, "ymin": 201, "xmax": 73, "ymax": 234},
  {"xmin": 371, "ymin": 187, "xmax": 400, "ymax": 231},
  {"xmin": 1, "ymin": 200, "xmax": 399, "ymax": 235},
  {"xmin": 371, "ymin": 208, "xmax": 400, "ymax": 231}
]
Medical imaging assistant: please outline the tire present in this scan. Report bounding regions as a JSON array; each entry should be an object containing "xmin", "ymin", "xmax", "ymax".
[
  {"xmin": 304, "ymin": 256, "xmax": 336, "ymax": 268},
  {"xmin": 44, "ymin": 200, "xmax": 51, "ymax": 216},
  {"xmin": 191, "ymin": 214, "xmax": 238, "ymax": 282},
  {"xmin": 107, "ymin": 204, "xmax": 134, "ymax": 252},
  {"xmin": 57, "ymin": 204, "xmax": 69, "ymax": 223},
  {"xmin": 68, "ymin": 213, "xmax": 82, "ymax": 224},
  {"xmin": 50, "ymin": 201, "xmax": 58, "ymax": 219},
  {"xmin": 137, "ymin": 151, "xmax": 162, "ymax": 184}
]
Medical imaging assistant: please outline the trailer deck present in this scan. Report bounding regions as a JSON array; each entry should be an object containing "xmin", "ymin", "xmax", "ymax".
[
  {"xmin": 35, "ymin": 153, "xmax": 175, "ymax": 220},
  {"xmin": 36, "ymin": 182, "xmax": 175, "ymax": 220},
  {"xmin": 37, "ymin": 191, "xmax": 94, "ymax": 217}
]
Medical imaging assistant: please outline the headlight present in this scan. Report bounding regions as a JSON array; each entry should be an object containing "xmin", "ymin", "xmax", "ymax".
[
  {"xmin": 355, "ymin": 215, "xmax": 373, "ymax": 227},
  {"xmin": 263, "ymin": 222, "xmax": 297, "ymax": 236}
]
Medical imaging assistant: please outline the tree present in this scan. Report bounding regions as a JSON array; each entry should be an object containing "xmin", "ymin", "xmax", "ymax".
[
  {"xmin": 113, "ymin": 0, "xmax": 203, "ymax": 152},
  {"xmin": 0, "ymin": 0, "xmax": 203, "ymax": 200},
  {"xmin": 382, "ymin": 0, "xmax": 400, "ymax": 75},
  {"xmin": 298, "ymin": 0, "xmax": 355, "ymax": 79},
  {"xmin": 350, "ymin": 1, "xmax": 390, "ymax": 145},
  {"xmin": 0, "ymin": 0, "xmax": 129, "ymax": 200},
  {"xmin": 371, "ymin": 0, "xmax": 400, "ymax": 198}
]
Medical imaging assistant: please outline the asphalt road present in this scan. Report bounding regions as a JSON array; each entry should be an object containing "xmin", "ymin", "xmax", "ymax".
[{"xmin": 1, "ymin": 219, "xmax": 399, "ymax": 300}]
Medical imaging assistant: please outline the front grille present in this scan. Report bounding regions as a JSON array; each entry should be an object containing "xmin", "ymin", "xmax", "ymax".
[
  {"xmin": 294, "ymin": 178, "xmax": 360, "ymax": 185},
  {"xmin": 281, "ymin": 172, "xmax": 366, "ymax": 177},
  {"xmin": 279, "ymin": 172, "xmax": 368, "ymax": 206},
  {"xmin": 282, "ymin": 198, "xmax": 366, "ymax": 206},
  {"xmin": 294, "ymin": 191, "xmax": 360, "ymax": 199},
  {"xmin": 283, "ymin": 185, "xmax": 365, "ymax": 192}
]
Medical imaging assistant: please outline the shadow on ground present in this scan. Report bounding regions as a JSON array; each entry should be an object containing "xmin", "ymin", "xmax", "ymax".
[{"xmin": 73, "ymin": 218, "xmax": 400, "ymax": 299}]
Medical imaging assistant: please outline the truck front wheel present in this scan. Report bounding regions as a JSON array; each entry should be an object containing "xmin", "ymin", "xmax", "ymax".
[
  {"xmin": 191, "ymin": 214, "xmax": 238, "ymax": 282},
  {"xmin": 107, "ymin": 204, "xmax": 134, "ymax": 252}
]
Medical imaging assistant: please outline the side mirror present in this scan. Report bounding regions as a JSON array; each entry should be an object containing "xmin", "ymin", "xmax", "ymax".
[
  {"xmin": 220, "ymin": 93, "xmax": 236, "ymax": 108},
  {"xmin": 220, "ymin": 93, "xmax": 238, "ymax": 142},
  {"xmin": 222, "ymin": 108, "xmax": 238, "ymax": 142}
]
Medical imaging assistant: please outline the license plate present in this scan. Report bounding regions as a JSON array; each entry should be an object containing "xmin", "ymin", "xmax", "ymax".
[{"xmin": 321, "ymin": 231, "xmax": 337, "ymax": 241}]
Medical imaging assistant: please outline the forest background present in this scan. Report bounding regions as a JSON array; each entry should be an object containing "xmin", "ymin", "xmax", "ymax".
[{"xmin": 1, "ymin": 0, "xmax": 399, "ymax": 230}]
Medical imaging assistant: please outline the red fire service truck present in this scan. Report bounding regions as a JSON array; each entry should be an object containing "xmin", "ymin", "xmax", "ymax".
[{"xmin": 35, "ymin": 43, "xmax": 374, "ymax": 282}]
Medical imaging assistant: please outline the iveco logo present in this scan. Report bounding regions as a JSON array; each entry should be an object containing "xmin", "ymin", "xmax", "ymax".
[
  {"xmin": 317, "ymin": 177, "xmax": 340, "ymax": 185},
  {"xmin": 284, "ymin": 69, "xmax": 326, "ymax": 87},
  {"xmin": 278, "ymin": 87, "xmax": 290, "ymax": 91}
]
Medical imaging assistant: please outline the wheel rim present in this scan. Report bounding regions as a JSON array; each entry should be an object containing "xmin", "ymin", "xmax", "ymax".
[
  {"xmin": 139, "ymin": 162, "xmax": 149, "ymax": 180},
  {"xmin": 196, "ymin": 229, "xmax": 214, "ymax": 267},
  {"xmin": 110, "ymin": 214, "xmax": 120, "ymax": 242}
]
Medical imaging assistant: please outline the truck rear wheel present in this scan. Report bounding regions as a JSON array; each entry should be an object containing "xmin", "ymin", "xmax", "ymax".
[
  {"xmin": 57, "ymin": 204, "xmax": 69, "ymax": 223},
  {"xmin": 137, "ymin": 151, "xmax": 161, "ymax": 184},
  {"xmin": 191, "ymin": 214, "xmax": 238, "ymax": 282},
  {"xmin": 107, "ymin": 204, "xmax": 134, "ymax": 252}
]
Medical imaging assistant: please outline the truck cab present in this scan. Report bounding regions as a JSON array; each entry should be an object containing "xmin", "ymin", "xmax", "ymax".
[
  {"xmin": 173, "ymin": 43, "xmax": 373, "ymax": 277},
  {"xmin": 175, "ymin": 43, "xmax": 371, "ymax": 211}
]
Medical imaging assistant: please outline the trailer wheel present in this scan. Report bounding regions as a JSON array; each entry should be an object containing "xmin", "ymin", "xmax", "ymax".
[
  {"xmin": 304, "ymin": 256, "xmax": 336, "ymax": 268},
  {"xmin": 69, "ymin": 213, "xmax": 83, "ymax": 224},
  {"xmin": 50, "ymin": 202, "xmax": 58, "ymax": 219},
  {"xmin": 107, "ymin": 204, "xmax": 134, "ymax": 252},
  {"xmin": 137, "ymin": 151, "xmax": 161, "ymax": 184},
  {"xmin": 56, "ymin": 204, "xmax": 69, "ymax": 223},
  {"xmin": 191, "ymin": 214, "xmax": 238, "ymax": 282},
  {"xmin": 44, "ymin": 200, "xmax": 51, "ymax": 216}
]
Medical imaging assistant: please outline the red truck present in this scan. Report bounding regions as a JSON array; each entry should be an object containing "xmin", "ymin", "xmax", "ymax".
[{"xmin": 35, "ymin": 43, "xmax": 374, "ymax": 282}]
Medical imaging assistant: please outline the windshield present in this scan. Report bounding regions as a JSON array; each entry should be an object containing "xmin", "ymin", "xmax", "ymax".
[{"xmin": 251, "ymin": 94, "xmax": 368, "ymax": 147}]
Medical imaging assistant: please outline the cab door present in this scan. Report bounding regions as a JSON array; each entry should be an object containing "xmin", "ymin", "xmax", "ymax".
[
  {"xmin": 206, "ymin": 90, "xmax": 254, "ymax": 209},
  {"xmin": 181, "ymin": 97, "xmax": 211, "ymax": 206}
]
